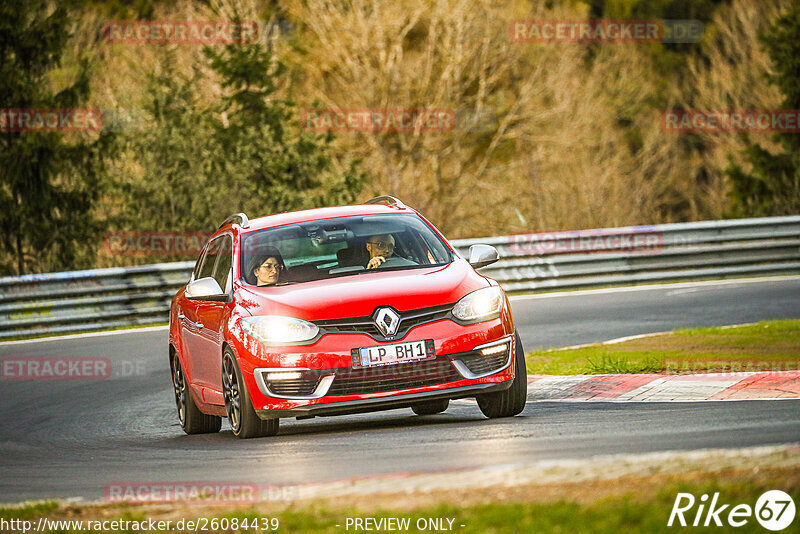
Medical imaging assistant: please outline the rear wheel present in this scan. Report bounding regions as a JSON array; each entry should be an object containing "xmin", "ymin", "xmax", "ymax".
[
  {"xmin": 411, "ymin": 399, "xmax": 449, "ymax": 415},
  {"xmin": 477, "ymin": 333, "xmax": 527, "ymax": 418},
  {"xmin": 172, "ymin": 352, "xmax": 221, "ymax": 434},
  {"xmin": 222, "ymin": 348, "xmax": 279, "ymax": 439}
]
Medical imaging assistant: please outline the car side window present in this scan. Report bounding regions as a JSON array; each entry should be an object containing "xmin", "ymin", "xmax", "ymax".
[
  {"xmin": 197, "ymin": 238, "xmax": 220, "ymax": 281},
  {"xmin": 418, "ymin": 232, "xmax": 450, "ymax": 263},
  {"xmin": 192, "ymin": 248, "xmax": 207, "ymax": 280},
  {"xmin": 212, "ymin": 236, "xmax": 233, "ymax": 293}
]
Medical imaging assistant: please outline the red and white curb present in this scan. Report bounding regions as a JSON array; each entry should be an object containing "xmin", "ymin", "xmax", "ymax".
[{"xmin": 526, "ymin": 371, "xmax": 800, "ymax": 401}]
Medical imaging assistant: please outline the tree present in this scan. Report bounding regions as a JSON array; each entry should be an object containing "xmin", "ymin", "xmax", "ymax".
[
  {"xmin": 0, "ymin": 0, "xmax": 112, "ymax": 275},
  {"xmin": 725, "ymin": 4, "xmax": 800, "ymax": 217},
  {"xmin": 205, "ymin": 42, "xmax": 366, "ymax": 215},
  {"xmin": 109, "ymin": 61, "xmax": 220, "ymax": 235},
  {"xmin": 112, "ymin": 38, "xmax": 366, "ymax": 242}
]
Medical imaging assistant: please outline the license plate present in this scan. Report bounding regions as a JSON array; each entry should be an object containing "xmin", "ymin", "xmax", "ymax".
[{"xmin": 351, "ymin": 339, "xmax": 435, "ymax": 368}]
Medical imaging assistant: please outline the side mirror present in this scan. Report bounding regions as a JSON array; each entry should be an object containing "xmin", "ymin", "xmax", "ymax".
[
  {"xmin": 468, "ymin": 244, "xmax": 500, "ymax": 269},
  {"xmin": 186, "ymin": 276, "xmax": 228, "ymax": 301}
]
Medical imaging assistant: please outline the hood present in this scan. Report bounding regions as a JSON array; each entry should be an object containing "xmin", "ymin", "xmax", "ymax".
[{"xmin": 237, "ymin": 259, "xmax": 488, "ymax": 320}]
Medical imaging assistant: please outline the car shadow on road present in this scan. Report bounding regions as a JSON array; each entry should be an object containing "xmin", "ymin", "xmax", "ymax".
[{"xmin": 152, "ymin": 403, "xmax": 533, "ymax": 445}]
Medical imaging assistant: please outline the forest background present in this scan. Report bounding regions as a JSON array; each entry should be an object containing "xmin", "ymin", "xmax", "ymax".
[{"xmin": 1, "ymin": 0, "xmax": 798, "ymax": 275}]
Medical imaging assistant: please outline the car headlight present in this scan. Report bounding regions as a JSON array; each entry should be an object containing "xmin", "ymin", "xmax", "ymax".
[
  {"xmin": 452, "ymin": 286, "xmax": 505, "ymax": 323},
  {"xmin": 240, "ymin": 316, "xmax": 319, "ymax": 345}
]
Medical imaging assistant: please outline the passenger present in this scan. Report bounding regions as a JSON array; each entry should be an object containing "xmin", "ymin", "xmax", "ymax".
[
  {"xmin": 250, "ymin": 247, "xmax": 286, "ymax": 286},
  {"xmin": 365, "ymin": 234, "xmax": 395, "ymax": 269}
]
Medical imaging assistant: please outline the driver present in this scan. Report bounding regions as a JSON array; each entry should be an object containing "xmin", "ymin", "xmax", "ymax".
[
  {"xmin": 250, "ymin": 247, "xmax": 286, "ymax": 286},
  {"xmin": 365, "ymin": 234, "xmax": 395, "ymax": 269}
]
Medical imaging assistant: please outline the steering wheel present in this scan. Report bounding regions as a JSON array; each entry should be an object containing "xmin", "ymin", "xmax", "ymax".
[{"xmin": 372, "ymin": 255, "xmax": 419, "ymax": 269}]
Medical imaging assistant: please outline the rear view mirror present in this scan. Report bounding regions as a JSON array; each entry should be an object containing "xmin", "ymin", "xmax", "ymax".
[
  {"xmin": 186, "ymin": 277, "xmax": 228, "ymax": 301},
  {"xmin": 468, "ymin": 244, "xmax": 500, "ymax": 269}
]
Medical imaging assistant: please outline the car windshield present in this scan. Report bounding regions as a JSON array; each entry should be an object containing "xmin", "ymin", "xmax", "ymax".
[{"xmin": 240, "ymin": 214, "xmax": 453, "ymax": 285}]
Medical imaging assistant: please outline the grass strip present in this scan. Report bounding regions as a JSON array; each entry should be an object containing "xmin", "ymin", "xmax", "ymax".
[
  {"xmin": 1, "ymin": 467, "xmax": 797, "ymax": 533},
  {"xmin": 525, "ymin": 319, "xmax": 800, "ymax": 375}
]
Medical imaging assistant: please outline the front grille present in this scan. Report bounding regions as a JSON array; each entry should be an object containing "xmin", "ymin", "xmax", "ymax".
[
  {"xmin": 454, "ymin": 350, "xmax": 509, "ymax": 375},
  {"xmin": 264, "ymin": 376, "xmax": 321, "ymax": 397},
  {"xmin": 314, "ymin": 304, "xmax": 453, "ymax": 341},
  {"xmin": 398, "ymin": 307, "xmax": 452, "ymax": 330},
  {"xmin": 309, "ymin": 357, "xmax": 461, "ymax": 396},
  {"xmin": 320, "ymin": 320, "xmax": 381, "ymax": 337}
]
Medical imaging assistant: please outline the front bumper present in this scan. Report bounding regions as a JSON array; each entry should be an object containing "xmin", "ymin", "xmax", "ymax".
[
  {"xmin": 255, "ymin": 380, "xmax": 512, "ymax": 419},
  {"xmin": 254, "ymin": 334, "xmax": 513, "ymax": 400},
  {"xmin": 232, "ymin": 314, "xmax": 516, "ymax": 415}
]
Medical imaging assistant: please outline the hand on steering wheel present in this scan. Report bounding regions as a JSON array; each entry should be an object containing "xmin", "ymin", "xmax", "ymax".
[{"xmin": 366, "ymin": 256, "xmax": 386, "ymax": 269}]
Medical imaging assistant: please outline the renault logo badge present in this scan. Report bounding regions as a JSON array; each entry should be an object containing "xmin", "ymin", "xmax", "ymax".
[{"xmin": 374, "ymin": 307, "xmax": 401, "ymax": 337}]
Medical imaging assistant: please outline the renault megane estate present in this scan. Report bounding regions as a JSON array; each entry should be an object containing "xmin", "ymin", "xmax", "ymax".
[{"xmin": 169, "ymin": 196, "xmax": 526, "ymax": 438}]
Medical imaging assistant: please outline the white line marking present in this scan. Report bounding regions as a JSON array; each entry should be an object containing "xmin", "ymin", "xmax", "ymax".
[
  {"xmin": 509, "ymin": 275, "xmax": 800, "ymax": 301},
  {"xmin": 555, "ymin": 331, "xmax": 670, "ymax": 351},
  {"xmin": 0, "ymin": 325, "xmax": 168, "ymax": 346},
  {"xmin": 539, "ymin": 322, "xmax": 764, "ymax": 352},
  {"xmin": 666, "ymin": 287, "xmax": 699, "ymax": 296},
  {"xmin": 602, "ymin": 332, "xmax": 668, "ymax": 345}
]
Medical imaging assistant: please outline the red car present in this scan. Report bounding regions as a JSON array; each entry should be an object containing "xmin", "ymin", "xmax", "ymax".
[{"xmin": 169, "ymin": 196, "xmax": 526, "ymax": 438}]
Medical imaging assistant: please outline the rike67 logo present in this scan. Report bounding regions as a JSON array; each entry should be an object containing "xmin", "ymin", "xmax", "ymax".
[{"xmin": 669, "ymin": 490, "xmax": 796, "ymax": 531}]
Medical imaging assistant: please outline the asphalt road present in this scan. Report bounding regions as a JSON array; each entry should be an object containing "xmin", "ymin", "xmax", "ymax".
[
  {"xmin": 1, "ymin": 276, "xmax": 799, "ymax": 503},
  {"xmin": 512, "ymin": 276, "xmax": 800, "ymax": 350}
]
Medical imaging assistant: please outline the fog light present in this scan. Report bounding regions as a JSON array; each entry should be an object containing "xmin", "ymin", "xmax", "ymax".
[
  {"xmin": 480, "ymin": 343, "xmax": 508, "ymax": 356},
  {"xmin": 266, "ymin": 371, "xmax": 303, "ymax": 381}
]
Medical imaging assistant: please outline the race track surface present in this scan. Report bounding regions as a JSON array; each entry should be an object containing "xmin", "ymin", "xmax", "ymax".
[{"xmin": 1, "ymin": 277, "xmax": 799, "ymax": 503}]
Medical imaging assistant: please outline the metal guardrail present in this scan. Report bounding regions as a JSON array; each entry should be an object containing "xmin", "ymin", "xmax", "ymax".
[
  {"xmin": 1, "ymin": 216, "xmax": 798, "ymax": 339},
  {"xmin": 451, "ymin": 215, "xmax": 800, "ymax": 292},
  {"xmin": 0, "ymin": 262, "xmax": 195, "ymax": 339}
]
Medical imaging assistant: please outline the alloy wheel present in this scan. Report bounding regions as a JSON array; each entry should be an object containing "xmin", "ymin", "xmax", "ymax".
[
  {"xmin": 172, "ymin": 355, "xmax": 186, "ymax": 425},
  {"xmin": 222, "ymin": 353, "xmax": 241, "ymax": 431}
]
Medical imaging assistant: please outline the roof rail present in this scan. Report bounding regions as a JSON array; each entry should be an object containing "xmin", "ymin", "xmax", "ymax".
[
  {"xmin": 218, "ymin": 213, "xmax": 250, "ymax": 230},
  {"xmin": 364, "ymin": 195, "xmax": 408, "ymax": 209}
]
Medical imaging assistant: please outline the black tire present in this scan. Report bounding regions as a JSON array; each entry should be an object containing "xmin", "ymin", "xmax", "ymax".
[
  {"xmin": 172, "ymin": 352, "xmax": 221, "ymax": 434},
  {"xmin": 222, "ymin": 347, "xmax": 279, "ymax": 439},
  {"xmin": 477, "ymin": 332, "xmax": 527, "ymax": 418},
  {"xmin": 411, "ymin": 399, "xmax": 449, "ymax": 415}
]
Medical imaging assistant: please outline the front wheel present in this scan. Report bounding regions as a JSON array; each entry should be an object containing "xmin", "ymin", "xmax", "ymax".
[
  {"xmin": 172, "ymin": 352, "xmax": 221, "ymax": 434},
  {"xmin": 222, "ymin": 348, "xmax": 279, "ymax": 439},
  {"xmin": 477, "ymin": 333, "xmax": 527, "ymax": 418}
]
